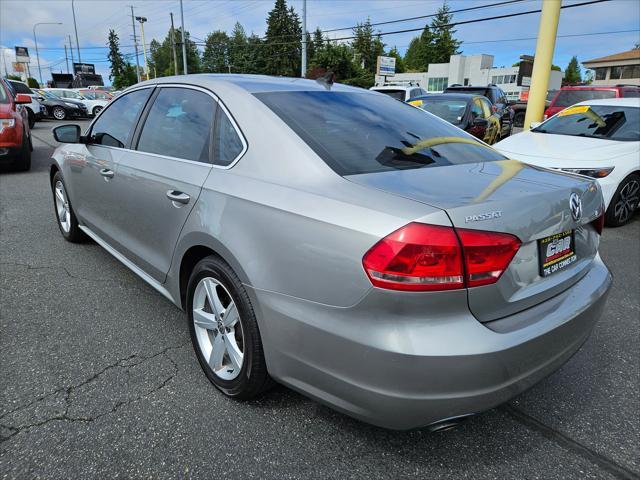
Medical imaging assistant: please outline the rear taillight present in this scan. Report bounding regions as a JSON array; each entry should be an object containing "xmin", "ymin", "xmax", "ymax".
[
  {"xmin": 362, "ymin": 223, "xmax": 521, "ymax": 292},
  {"xmin": 591, "ymin": 207, "xmax": 605, "ymax": 235}
]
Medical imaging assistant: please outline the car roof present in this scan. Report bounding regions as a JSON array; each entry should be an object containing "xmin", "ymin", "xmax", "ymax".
[
  {"xmin": 415, "ymin": 93, "xmax": 476, "ymax": 101},
  {"xmin": 445, "ymin": 85, "xmax": 492, "ymax": 90},
  {"xmin": 136, "ymin": 74, "xmax": 370, "ymax": 95},
  {"xmin": 574, "ymin": 97, "xmax": 640, "ymax": 107},
  {"xmin": 370, "ymin": 85, "xmax": 417, "ymax": 91}
]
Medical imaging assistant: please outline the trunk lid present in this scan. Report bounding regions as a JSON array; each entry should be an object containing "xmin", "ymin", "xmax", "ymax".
[{"xmin": 347, "ymin": 159, "xmax": 604, "ymax": 321}]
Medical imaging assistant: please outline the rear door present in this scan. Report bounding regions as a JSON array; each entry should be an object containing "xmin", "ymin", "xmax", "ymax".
[{"xmin": 105, "ymin": 85, "xmax": 219, "ymax": 282}]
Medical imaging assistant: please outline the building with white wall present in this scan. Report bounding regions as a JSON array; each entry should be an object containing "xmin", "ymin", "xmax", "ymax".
[
  {"xmin": 375, "ymin": 53, "xmax": 564, "ymax": 101},
  {"xmin": 583, "ymin": 49, "xmax": 640, "ymax": 86}
]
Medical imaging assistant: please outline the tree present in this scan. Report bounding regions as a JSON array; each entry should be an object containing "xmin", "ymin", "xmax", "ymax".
[
  {"xmin": 107, "ymin": 29, "xmax": 128, "ymax": 88},
  {"xmin": 228, "ymin": 22, "xmax": 248, "ymax": 72},
  {"xmin": 564, "ymin": 56, "xmax": 582, "ymax": 84},
  {"xmin": 311, "ymin": 42, "xmax": 357, "ymax": 80},
  {"xmin": 27, "ymin": 77, "xmax": 39, "ymax": 88},
  {"xmin": 202, "ymin": 31, "xmax": 229, "ymax": 72},
  {"xmin": 352, "ymin": 19, "xmax": 385, "ymax": 73},
  {"xmin": 429, "ymin": 2, "xmax": 462, "ymax": 63},
  {"xmin": 149, "ymin": 27, "xmax": 201, "ymax": 76},
  {"xmin": 264, "ymin": 0, "xmax": 301, "ymax": 76}
]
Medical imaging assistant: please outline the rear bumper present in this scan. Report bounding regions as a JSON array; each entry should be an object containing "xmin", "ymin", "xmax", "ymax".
[{"xmin": 250, "ymin": 255, "xmax": 612, "ymax": 430}]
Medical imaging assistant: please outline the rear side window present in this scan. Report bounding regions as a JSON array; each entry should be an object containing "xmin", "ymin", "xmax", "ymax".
[
  {"xmin": 213, "ymin": 108, "xmax": 244, "ymax": 166},
  {"xmin": 256, "ymin": 91, "xmax": 506, "ymax": 176},
  {"xmin": 91, "ymin": 88, "xmax": 152, "ymax": 148},
  {"xmin": 137, "ymin": 87, "xmax": 216, "ymax": 162},
  {"xmin": 0, "ymin": 81, "xmax": 9, "ymax": 104},
  {"xmin": 553, "ymin": 90, "xmax": 616, "ymax": 107},
  {"xmin": 8, "ymin": 81, "xmax": 32, "ymax": 94}
]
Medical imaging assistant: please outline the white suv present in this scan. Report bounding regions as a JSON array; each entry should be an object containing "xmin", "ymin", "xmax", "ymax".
[
  {"xmin": 369, "ymin": 84, "xmax": 427, "ymax": 102},
  {"xmin": 7, "ymin": 80, "xmax": 43, "ymax": 128}
]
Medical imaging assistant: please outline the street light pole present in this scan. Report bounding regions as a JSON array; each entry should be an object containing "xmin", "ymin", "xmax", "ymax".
[
  {"xmin": 301, "ymin": 0, "xmax": 307, "ymax": 78},
  {"xmin": 135, "ymin": 16, "xmax": 149, "ymax": 80},
  {"xmin": 33, "ymin": 22, "xmax": 62, "ymax": 86},
  {"xmin": 180, "ymin": 0, "xmax": 187, "ymax": 74},
  {"xmin": 71, "ymin": 0, "xmax": 81, "ymax": 63},
  {"xmin": 130, "ymin": 6, "xmax": 141, "ymax": 83}
]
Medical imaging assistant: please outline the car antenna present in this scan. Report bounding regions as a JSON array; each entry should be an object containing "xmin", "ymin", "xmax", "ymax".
[{"xmin": 315, "ymin": 71, "xmax": 335, "ymax": 90}]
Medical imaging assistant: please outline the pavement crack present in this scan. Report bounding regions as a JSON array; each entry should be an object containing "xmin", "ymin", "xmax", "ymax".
[
  {"xmin": 501, "ymin": 405, "xmax": 639, "ymax": 480},
  {"xmin": 0, "ymin": 341, "xmax": 189, "ymax": 442}
]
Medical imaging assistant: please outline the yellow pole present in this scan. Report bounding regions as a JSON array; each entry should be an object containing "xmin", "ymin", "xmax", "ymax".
[{"xmin": 524, "ymin": 0, "xmax": 562, "ymax": 130}]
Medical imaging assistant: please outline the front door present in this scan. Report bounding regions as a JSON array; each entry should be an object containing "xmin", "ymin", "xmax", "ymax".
[{"xmin": 106, "ymin": 86, "xmax": 217, "ymax": 282}]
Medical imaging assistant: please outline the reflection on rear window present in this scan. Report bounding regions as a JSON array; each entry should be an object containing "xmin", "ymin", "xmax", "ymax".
[
  {"xmin": 255, "ymin": 91, "xmax": 506, "ymax": 176},
  {"xmin": 554, "ymin": 90, "xmax": 616, "ymax": 107}
]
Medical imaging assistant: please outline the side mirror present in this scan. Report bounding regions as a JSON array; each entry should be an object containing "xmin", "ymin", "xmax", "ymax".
[
  {"xmin": 473, "ymin": 117, "xmax": 489, "ymax": 127},
  {"xmin": 53, "ymin": 124, "xmax": 82, "ymax": 143},
  {"xmin": 15, "ymin": 94, "xmax": 32, "ymax": 104},
  {"xmin": 530, "ymin": 121, "xmax": 542, "ymax": 129}
]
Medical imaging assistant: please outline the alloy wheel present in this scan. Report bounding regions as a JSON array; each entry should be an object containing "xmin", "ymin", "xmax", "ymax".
[
  {"xmin": 54, "ymin": 180, "xmax": 71, "ymax": 233},
  {"xmin": 614, "ymin": 179, "xmax": 639, "ymax": 224},
  {"xmin": 192, "ymin": 277, "xmax": 244, "ymax": 381},
  {"xmin": 53, "ymin": 107, "xmax": 66, "ymax": 120},
  {"xmin": 93, "ymin": 106, "xmax": 103, "ymax": 116}
]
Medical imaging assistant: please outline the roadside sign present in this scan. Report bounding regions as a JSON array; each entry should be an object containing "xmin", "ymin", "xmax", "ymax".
[
  {"xmin": 519, "ymin": 89, "xmax": 529, "ymax": 101},
  {"xmin": 521, "ymin": 76, "xmax": 532, "ymax": 87},
  {"xmin": 73, "ymin": 62, "xmax": 96, "ymax": 74},
  {"xmin": 14, "ymin": 46, "xmax": 29, "ymax": 63},
  {"xmin": 12, "ymin": 62, "xmax": 25, "ymax": 73},
  {"xmin": 377, "ymin": 56, "xmax": 396, "ymax": 76}
]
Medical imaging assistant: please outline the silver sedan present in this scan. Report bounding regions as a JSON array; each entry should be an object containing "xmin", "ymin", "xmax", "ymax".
[{"xmin": 50, "ymin": 75, "xmax": 612, "ymax": 430}]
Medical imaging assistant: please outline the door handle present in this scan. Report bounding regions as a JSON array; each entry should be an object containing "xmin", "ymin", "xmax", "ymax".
[
  {"xmin": 166, "ymin": 190, "xmax": 190, "ymax": 205},
  {"xmin": 99, "ymin": 168, "xmax": 114, "ymax": 179}
]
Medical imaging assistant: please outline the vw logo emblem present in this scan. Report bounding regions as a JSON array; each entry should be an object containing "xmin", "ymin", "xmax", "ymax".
[{"xmin": 569, "ymin": 193, "xmax": 582, "ymax": 222}]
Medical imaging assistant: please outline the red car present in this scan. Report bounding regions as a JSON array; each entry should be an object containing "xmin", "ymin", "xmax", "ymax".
[
  {"xmin": 0, "ymin": 78, "xmax": 33, "ymax": 171},
  {"xmin": 544, "ymin": 85, "xmax": 640, "ymax": 119}
]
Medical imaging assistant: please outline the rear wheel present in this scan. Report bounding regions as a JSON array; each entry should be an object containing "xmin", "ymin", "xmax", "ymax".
[
  {"xmin": 187, "ymin": 256, "xmax": 272, "ymax": 399},
  {"xmin": 605, "ymin": 174, "xmax": 640, "ymax": 227},
  {"xmin": 51, "ymin": 172, "xmax": 85, "ymax": 242},
  {"xmin": 513, "ymin": 111, "xmax": 525, "ymax": 128},
  {"xmin": 52, "ymin": 106, "xmax": 67, "ymax": 120},
  {"xmin": 27, "ymin": 109, "xmax": 36, "ymax": 129}
]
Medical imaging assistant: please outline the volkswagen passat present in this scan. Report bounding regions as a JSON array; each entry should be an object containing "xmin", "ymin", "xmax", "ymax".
[{"xmin": 50, "ymin": 75, "xmax": 612, "ymax": 430}]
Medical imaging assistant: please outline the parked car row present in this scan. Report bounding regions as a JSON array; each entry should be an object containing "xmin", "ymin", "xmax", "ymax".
[{"xmin": 0, "ymin": 78, "xmax": 33, "ymax": 171}]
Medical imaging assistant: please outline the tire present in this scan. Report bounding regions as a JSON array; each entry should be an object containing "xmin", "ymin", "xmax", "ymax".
[
  {"xmin": 14, "ymin": 130, "xmax": 31, "ymax": 171},
  {"xmin": 27, "ymin": 108, "xmax": 36, "ymax": 129},
  {"xmin": 187, "ymin": 255, "xmax": 272, "ymax": 399},
  {"xmin": 605, "ymin": 174, "xmax": 640, "ymax": 227},
  {"xmin": 513, "ymin": 111, "xmax": 525, "ymax": 128},
  {"xmin": 52, "ymin": 106, "xmax": 67, "ymax": 120},
  {"xmin": 92, "ymin": 106, "xmax": 103, "ymax": 116},
  {"xmin": 51, "ymin": 171, "xmax": 85, "ymax": 242}
]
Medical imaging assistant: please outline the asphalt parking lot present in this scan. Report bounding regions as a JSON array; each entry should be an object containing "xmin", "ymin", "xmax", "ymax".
[{"xmin": 1, "ymin": 118, "xmax": 639, "ymax": 479}]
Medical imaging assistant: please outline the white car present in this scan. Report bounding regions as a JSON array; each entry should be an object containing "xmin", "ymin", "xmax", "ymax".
[
  {"xmin": 495, "ymin": 98, "xmax": 640, "ymax": 227},
  {"xmin": 369, "ymin": 84, "xmax": 427, "ymax": 102},
  {"xmin": 44, "ymin": 88, "xmax": 108, "ymax": 117},
  {"xmin": 6, "ymin": 80, "xmax": 43, "ymax": 128}
]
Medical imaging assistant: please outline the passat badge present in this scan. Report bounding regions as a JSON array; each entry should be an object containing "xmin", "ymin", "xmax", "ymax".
[
  {"xmin": 465, "ymin": 211, "xmax": 502, "ymax": 223},
  {"xmin": 569, "ymin": 193, "xmax": 582, "ymax": 222}
]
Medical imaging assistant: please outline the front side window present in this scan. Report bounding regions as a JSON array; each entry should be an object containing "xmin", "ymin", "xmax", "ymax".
[
  {"xmin": 534, "ymin": 105, "xmax": 640, "ymax": 142},
  {"xmin": 91, "ymin": 88, "xmax": 152, "ymax": 148},
  {"xmin": 417, "ymin": 97, "xmax": 468, "ymax": 125},
  {"xmin": 62, "ymin": 90, "xmax": 82, "ymax": 99},
  {"xmin": 470, "ymin": 99, "xmax": 483, "ymax": 118},
  {"xmin": 256, "ymin": 91, "xmax": 506, "ymax": 176},
  {"xmin": 479, "ymin": 98, "xmax": 493, "ymax": 117},
  {"xmin": 214, "ymin": 107, "xmax": 244, "ymax": 166},
  {"xmin": 137, "ymin": 87, "xmax": 216, "ymax": 162}
]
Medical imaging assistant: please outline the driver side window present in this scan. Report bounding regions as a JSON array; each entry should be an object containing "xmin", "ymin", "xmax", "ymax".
[{"xmin": 91, "ymin": 88, "xmax": 151, "ymax": 148}]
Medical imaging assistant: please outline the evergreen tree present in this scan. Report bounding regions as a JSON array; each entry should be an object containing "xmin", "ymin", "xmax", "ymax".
[
  {"xmin": 246, "ymin": 33, "xmax": 267, "ymax": 74},
  {"xmin": 264, "ymin": 0, "xmax": 301, "ymax": 76},
  {"xmin": 387, "ymin": 46, "xmax": 405, "ymax": 74},
  {"xmin": 229, "ymin": 22, "xmax": 248, "ymax": 73},
  {"xmin": 107, "ymin": 30, "xmax": 127, "ymax": 88},
  {"xmin": 352, "ymin": 19, "xmax": 385, "ymax": 73},
  {"xmin": 564, "ymin": 56, "xmax": 582, "ymax": 84},
  {"xmin": 203, "ymin": 31, "xmax": 229, "ymax": 72},
  {"xmin": 404, "ymin": 37, "xmax": 423, "ymax": 71},
  {"xmin": 429, "ymin": 2, "xmax": 462, "ymax": 63},
  {"xmin": 312, "ymin": 27, "xmax": 324, "ymax": 53}
]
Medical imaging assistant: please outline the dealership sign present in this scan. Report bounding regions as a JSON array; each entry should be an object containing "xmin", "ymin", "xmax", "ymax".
[
  {"xmin": 377, "ymin": 56, "xmax": 396, "ymax": 76},
  {"xmin": 73, "ymin": 62, "xmax": 96, "ymax": 74},
  {"xmin": 14, "ymin": 46, "xmax": 29, "ymax": 63}
]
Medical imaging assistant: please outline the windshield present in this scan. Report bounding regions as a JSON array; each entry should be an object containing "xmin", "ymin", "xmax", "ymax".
[
  {"xmin": 553, "ymin": 89, "xmax": 616, "ymax": 107},
  {"xmin": 255, "ymin": 91, "xmax": 506, "ymax": 175},
  {"xmin": 534, "ymin": 104, "xmax": 640, "ymax": 141},
  {"xmin": 416, "ymin": 98, "xmax": 467, "ymax": 125},
  {"xmin": 372, "ymin": 89, "xmax": 406, "ymax": 101}
]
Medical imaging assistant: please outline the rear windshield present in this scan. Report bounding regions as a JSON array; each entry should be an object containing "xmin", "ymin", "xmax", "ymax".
[
  {"xmin": 9, "ymin": 81, "xmax": 32, "ymax": 94},
  {"xmin": 416, "ymin": 97, "xmax": 467, "ymax": 125},
  {"xmin": 534, "ymin": 105, "xmax": 640, "ymax": 141},
  {"xmin": 553, "ymin": 89, "xmax": 616, "ymax": 107},
  {"xmin": 255, "ymin": 91, "xmax": 506, "ymax": 175},
  {"xmin": 445, "ymin": 87, "xmax": 489, "ymax": 97},
  {"xmin": 371, "ymin": 89, "xmax": 405, "ymax": 101}
]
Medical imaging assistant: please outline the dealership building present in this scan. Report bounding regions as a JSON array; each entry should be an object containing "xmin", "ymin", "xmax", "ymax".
[
  {"xmin": 374, "ymin": 53, "xmax": 564, "ymax": 100},
  {"xmin": 582, "ymin": 49, "xmax": 640, "ymax": 85}
]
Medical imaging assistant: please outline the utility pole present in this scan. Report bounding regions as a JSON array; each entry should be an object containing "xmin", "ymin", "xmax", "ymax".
[
  {"xmin": 71, "ymin": 0, "xmax": 81, "ymax": 63},
  {"xmin": 130, "ymin": 6, "xmax": 141, "ymax": 83},
  {"xmin": 301, "ymin": 0, "xmax": 307, "ymax": 78},
  {"xmin": 68, "ymin": 35, "xmax": 75, "ymax": 66},
  {"xmin": 523, "ymin": 0, "xmax": 562, "ymax": 129},
  {"xmin": 64, "ymin": 43, "xmax": 69, "ymax": 73},
  {"xmin": 135, "ymin": 16, "xmax": 149, "ymax": 80},
  {"xmin": 170, "ymin": 13, "xmax": 178, "ymax": 76},
  {"xmin": 180, "ymin": 0, "xmax": 187, "ymax": 74},
  {"xmin": 33, "ymin": 22, "xmax": 62, "ymax": 87}
]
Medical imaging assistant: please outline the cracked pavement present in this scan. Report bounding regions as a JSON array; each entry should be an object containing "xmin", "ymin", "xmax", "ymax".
[{"xmin": 0, "ymin": 119, "xmax": 638, "ymax": 479}]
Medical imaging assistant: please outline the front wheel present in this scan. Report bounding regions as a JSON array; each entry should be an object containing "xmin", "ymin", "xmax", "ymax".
[
  {"xmin": 52, "ymin": 106, "xmax": 67, "ymax": 120},
  {"xmin": 187, "ymin": 256, "xmax": 272, "ymax": 399},
  {"xmin": 92, "ymin": 106, "xmax": 103, "ymax": 116},
  {"xmin": 605, "ymin": 174, "xmax": 640, "ymax": 227},
  {"xmin": 51, "ymin": 172, "xmax": 85, "ymax": 242}
]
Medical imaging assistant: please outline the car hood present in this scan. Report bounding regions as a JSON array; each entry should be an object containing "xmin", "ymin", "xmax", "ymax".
[{"xmin": 495, "ymin": 131, "xmax": 636, "ymax": 162}]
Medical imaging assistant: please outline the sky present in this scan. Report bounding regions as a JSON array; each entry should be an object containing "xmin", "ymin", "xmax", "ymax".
[{"xmin": 1, "ymin": 0, "xmax": 639, "ymax": 86}]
